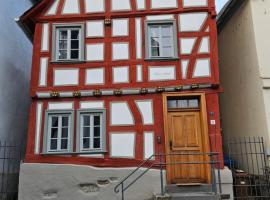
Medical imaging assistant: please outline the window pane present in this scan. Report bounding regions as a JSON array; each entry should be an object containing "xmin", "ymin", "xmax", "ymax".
[
  {"xmin": 51, "ymin": 128, "xmax": 58, "ymax": 138},
  {"xmin": 83, "ymin": 138, "xmax": 90, "ymax": 149},
  {"xmin": 151, "ymin": 37, "xmax": 160, "ymax": 47},
  {"xmin": 71, "ymin": 40, "xmax": 79, "ymax": 49},
  {"xmin": 71, "ymin": 50, "xmax": 79, "ymax": 59},
  {"xmin": 94, "ymin": 138, "xmax": 100, "ymax": 149},
  {"xmin": 83, "ymin": 127, "xmax": 90, "ymax": 137},
  {"xmin": 168, "ymin": 100, "xmax": 177, "ymax": 109},
  {"xmin": 83, "ymin": 116, "xmax": 90, "ymax": 126},
  {"xmin": 71, "ymin": 30, "xmax": 79, "ymax": 39},
  {"xmin": 162, "ymin": 26, "xmax": 172, "ymax": 37},
  {"xmin": 178, "ymin": 100, "xmax": 188, "ymax": 108},
  {"xmin": 189, "ymin": 99, "xmax": 199, "ymax": 108},
  {"xmin": 62, "ymin": 117, "xmax": 69, "ymax": 127},
  {"xmin": 94, "ymin": 116, "xmax": 100, "ymax": 126},
  {"xmin": 59, "ymin": 40, "xmax": 67, "ymax": 49},
  {"xmin": 59, "ymin": 50, "xmax": 67, "ymax": 59},
  {"xmin": 162, "ymin": 37, "xmax": 172, "ymax": 46},
  {"xmin": 162, "ymin": 46, "xmax": 173, "ymax": 57},
  {"xmin": 150, "ymin": 27, "xmax": 159, "ymax": 37},
  {"xmin": 60, "ymin": 30, "xmax": 68, "ymax": 39},
  {"xmin": 50, "ymin": 139, "xmax": 57, "ymax": 150},
  {"xmin": 62, "ymin": 128, "xmax": 68, "ymax": 138},
  {"xmin": 61, "ymin": 139, "xmax": 68, "ymax": 150},
  {"xmin": 151, "ymin": 47, "xmax": 160, "ymax": 57},
  {"xmin": 94, "ymin": 127, "xmax": 100, "ymax": 137},
  {"xmin": 51, "ymin": 117, "xmax": 58, "ymax": 127}
]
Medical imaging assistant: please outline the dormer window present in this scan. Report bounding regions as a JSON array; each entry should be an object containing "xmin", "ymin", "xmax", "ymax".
[
  {"xmin": 145, "ymin": 20, "xmax": 178, "ymax": 60},
  {"xmin": 52, "ymin": 24, "xmax": 84, "ymax": 62}
]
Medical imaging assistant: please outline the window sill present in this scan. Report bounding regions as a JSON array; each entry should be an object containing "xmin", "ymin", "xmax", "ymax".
[
  {"xmin": 51, "ymin": 60, "xmax": 86, "ymax": 64},
  {"xmin": 145, "ymin": 57, "xmax": 179, "ymax": 61},
  {"xmin": 41, "ymin": 151, "xmax": 107, "ymax": 156}
]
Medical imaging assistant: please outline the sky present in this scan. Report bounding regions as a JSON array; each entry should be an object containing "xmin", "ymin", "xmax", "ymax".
[{"xmin": 216, "ymin": 0, "xmax": 230, "ymax": 12}]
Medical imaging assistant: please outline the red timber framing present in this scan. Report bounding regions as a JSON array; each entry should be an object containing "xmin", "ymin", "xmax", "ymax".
[{"xmin": 20, "ymin": 0, "xmax": 224, "ymax": 168}]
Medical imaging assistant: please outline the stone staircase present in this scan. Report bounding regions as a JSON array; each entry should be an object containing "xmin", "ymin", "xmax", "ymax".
[{"xmin": 154, "ymin": 184, "xmax": 230, "ymax": 200}]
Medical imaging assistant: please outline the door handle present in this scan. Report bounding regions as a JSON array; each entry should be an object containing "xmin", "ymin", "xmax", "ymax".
[{"xmin": 170, "ymin": 140, "xmax": 173, "ymax": 150}]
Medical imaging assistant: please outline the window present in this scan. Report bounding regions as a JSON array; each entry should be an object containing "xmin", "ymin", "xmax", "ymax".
[
  {"xmin": 77, "ymin": 110, "xmax": 106, "ymax": 153},
  {"xmin": 167, "ymin": 97, "xmax": 200, "ymax": 109},
  {"xmin": 145, "ymin": 20, "xmax": 178, "ymax": 59},
  {"xmin": 45, "ymin": 111, "xmax": 74, "ymax": 153},
  {"xmin": 53, "ymin": 24, "xmax": 84, "ymax": 62}
]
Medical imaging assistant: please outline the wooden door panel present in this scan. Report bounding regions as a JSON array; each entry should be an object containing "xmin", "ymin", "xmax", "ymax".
[{"xmin": 167, "ymin": 111, "xmax": 209, "ymax": 183}]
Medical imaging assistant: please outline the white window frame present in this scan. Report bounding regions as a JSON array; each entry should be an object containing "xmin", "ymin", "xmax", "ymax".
[
  {"xmin": 145, "ymin": 20, "xmax": 178, "ymax": 60},
  {"xmin": 52, "ymin": 23, "xmax": 85, "ymax": 62},
  {"xmin": 44, "ymin": 110, "xmax": 74, "ymax": 154},
  {"xmin": 77, "ymin": 109, "xmax": 106, "ymax": 153}
]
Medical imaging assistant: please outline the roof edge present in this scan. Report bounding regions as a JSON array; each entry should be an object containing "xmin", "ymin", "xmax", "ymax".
[{"xmin": 217, "ymin": 0, "xmax": 245, "ymax": 33}]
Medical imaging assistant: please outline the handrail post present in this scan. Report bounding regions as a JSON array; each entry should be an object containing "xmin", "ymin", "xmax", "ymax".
[
  {"xmin": 159, "ymin": 154, "xmax": 164, "ymax": 196},
  {"xmin": 121, "ymin": 183, "xmax": 124, "ymax": 200},
  {"xmin": 210, "ymin": 155, "xmax": 217, "ymax": 195}
]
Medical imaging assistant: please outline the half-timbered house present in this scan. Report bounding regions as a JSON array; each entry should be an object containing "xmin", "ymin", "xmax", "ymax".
[{"xmin": 18, "ymin": 0, "xmax": 229, "ymax": 199}]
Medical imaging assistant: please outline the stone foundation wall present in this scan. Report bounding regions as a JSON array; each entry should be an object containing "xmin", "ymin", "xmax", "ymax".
[{"xmin": 18, "ymin": 163, "xmax": 164, "ymax": 200}]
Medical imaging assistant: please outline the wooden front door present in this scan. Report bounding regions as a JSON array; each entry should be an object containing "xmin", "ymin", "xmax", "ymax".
[{"xmin": 164, "ymin": 94, "xmax": 211, "ymax": 184}]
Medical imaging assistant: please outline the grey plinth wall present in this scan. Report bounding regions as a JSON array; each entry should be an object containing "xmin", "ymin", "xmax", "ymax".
[{"xmin": 18, "ymin": 163, "xmax": 165, "ymax": 200}]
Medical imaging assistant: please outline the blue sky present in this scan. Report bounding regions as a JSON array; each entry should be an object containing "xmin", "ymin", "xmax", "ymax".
[{"xmin": 216, "ymin": 0, "xmax": 229, "ymax": 12}]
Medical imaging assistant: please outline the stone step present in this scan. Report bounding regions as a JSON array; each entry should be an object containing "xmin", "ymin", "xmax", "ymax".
[
  {"xmin": 166, "ymin": 184, "xmax": 213, "ymax": 193},
  {"xmin": 170, "ymin": 192, "xmax": 219, "ymax": 200}
]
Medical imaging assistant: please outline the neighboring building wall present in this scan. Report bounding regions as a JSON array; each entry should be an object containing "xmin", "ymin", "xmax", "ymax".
[
  {"xmin": 250, "ymin": 0, "xmax": 270, "ymax": 155},
  {"xmin": 0, "ymin": 0, "xmax": 32, "ymax": 149},
  {"xmin": 218, "ymin": 1, "xmax": 270, "ymax": 151}
]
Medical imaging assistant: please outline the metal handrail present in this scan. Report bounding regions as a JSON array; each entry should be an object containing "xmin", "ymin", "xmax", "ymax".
[{"xmin": 114, "ymin": 152, "xmax": 222, "ymax": 200}]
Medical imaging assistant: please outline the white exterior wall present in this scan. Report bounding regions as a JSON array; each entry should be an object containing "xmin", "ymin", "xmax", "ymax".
[
  {"xmin": 0, "ymin": 0, "xmax": 32, "ymax": 149},
  {"xmin": 218, "ymin": 1, "xmax": 270, "ymax": 154}
]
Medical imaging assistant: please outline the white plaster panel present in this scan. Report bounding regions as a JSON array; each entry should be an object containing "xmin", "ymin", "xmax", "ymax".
[
  {"xmin": 136, "ymin": 100, "xmax": 154, "ymax": 125},
  {"xmin": 144, "ymin": 132, "xmax": 154, "ymax": 159},
  {"xmin": 39, "ymin": 57, "xmax": 48, "ymax": 87},
  {"xmin": 41, "ymin": 23, "xmax": 49, "ymax": 51},
  {"xmin": 136, "ymin": 65, "xmax": 143, "ymax": 82},
  {"xmin": 179, "ymin": 13, "xmax": 208, "ymax": 32},
  {"xmin": 86, "ymin": 44, "xmax": 104, "ymax": 61},
  {"xmin": 86, "ymin": 68, "xmax": 104, "ymax": 85},
  {"xmin": 180, "ymin": 38, "xmax": 196, "ymax": 55},
  {"xmin": 80, "ymin": 101, "xmax": 104, "ymax": 109},
  {"xmin": 110, "ymin": 102, "xmax": 134, "ymax": 125},
  {"xmin": 62, "ymin": 0, "xmax": 80, "ymax": 14},
  {"xmin": 135, "ymin": 18, "xmax": 142, "ymax": 59},
  {"xmin": 199, "ymin": 37, "xmax": 210, "ymax": 54},
  {"xmin": 35, "ymin": 103, "xmax": 43, "ymax": 154},
  {"xmin": 193, "ymin": 58, "xmax": 211, "ymax": 77},
  {"xmin": 183, "ymin": 0, "xmax": 208, "ymax": 7},
  {"xmin": 111, "ymin": 0, "xmax": 131, "ymax": 11},
  {"xmin": 110, "ymin": 133, "xmax": 135, "ymax": 158},
  {"xmin": 112, "ymin": 19, "xmax": 129, "ymax": 36},
  {"xmin": 48, "ymin": 102, "xmax": 73, "ymax": 110},
  {"xmin": 113, "ymin": 66, "xmax": 129, "ymax": 83},
  {"xmin": 149, "ymin": 66, "xmax": 176, "ymax": 81},
  {"xmin": 136, "ymin": 0, "xmax": 146, "ymax": 10},
  {"xmin": 85, "ymin": 0, "xmax": 105, "ymax": 13},
  {"xmin": 181, "ymin": 60, "xmax": 189, "ymax": 79},
  {"xmin": 86, "ymin": 21, "xmax": 104, "ymax": 38},
  {"xmin": 151, "ymin": 0, "xmax": 177, "ymax": 9},
  {"xmin": 46, "ymin": 0, "xmax": 60, "ymax": 15},
  {"xmin": 112, "ymin": 43, "xmax": 129, "ymax": 60},
  {"xmin": 146, "ymin": 14, "xmax": 174, "ymax": 20},
  {"xmin": 54, "ymin": 69, "xmax": 79, "ymax": 86}
]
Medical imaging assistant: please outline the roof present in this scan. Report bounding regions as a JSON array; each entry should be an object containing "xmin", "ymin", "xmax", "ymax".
[
  {"xmin": 17, "ymin": 0, "xmax": 51, "ymax": 41},
  {"xmin": 217, "ymin": 0, "xmax": 245, "ymax": 33}
]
